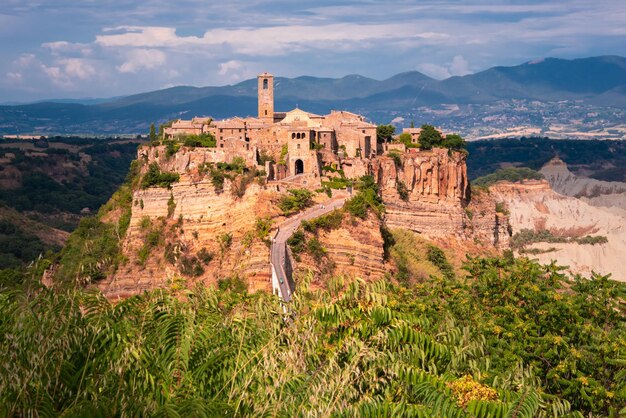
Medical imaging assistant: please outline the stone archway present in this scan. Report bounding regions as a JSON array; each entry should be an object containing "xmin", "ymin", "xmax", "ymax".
[{"xmin": 295, "ymin": 159, "xmax": 304, "ymax": 175}]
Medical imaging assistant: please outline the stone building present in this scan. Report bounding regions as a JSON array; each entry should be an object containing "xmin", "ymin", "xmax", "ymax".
[{"xmin": 163, "ymin": 72, "xmax": 379, "ymax": 185}]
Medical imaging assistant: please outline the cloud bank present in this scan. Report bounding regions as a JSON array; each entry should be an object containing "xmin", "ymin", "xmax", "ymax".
[{"xmin": 0, "ymin": 0, "xmax": 625, "ymax": 101}]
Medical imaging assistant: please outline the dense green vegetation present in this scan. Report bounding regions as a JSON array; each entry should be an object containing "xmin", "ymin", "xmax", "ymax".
[
  {"xmin": 344, "ymin": 175, "xmax": 384, "ymax": 219},
  {"xmin": 141, "ymin": 162, "xmax": 180, "ymax": 189},
  {"xmin": 0, "ymin": 139, "xmax": 140, "ymax": 219},
  {"xmin": 181, "ymin": 133, "xmax": 216, "ymax": 148},
  {"xmin": 278, "ymin": 188, "xmax": 314, "ymax": 215},
  {"xmin": 0, "ymin": 218, "xmax": 48, "ymax": 270},
  {"xmin": 472, "ymin": 167, "xmax": 545, "ymax": 188},
  {"xmin": 1, "ymin": 254, "xmax": 624, "ymax": 416},
  {"xmin": 54, "ymin": 160, "xmax": 141, "ymax": 285},
  {"xmin": 466, "ymin": 137, "xmax": 626, "ymax": 181}
]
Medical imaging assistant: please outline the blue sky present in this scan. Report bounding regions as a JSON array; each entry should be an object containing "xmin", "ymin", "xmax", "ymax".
[{"xmin": 1, "ymin": 0, "xmax": 625, "ymax": 102}]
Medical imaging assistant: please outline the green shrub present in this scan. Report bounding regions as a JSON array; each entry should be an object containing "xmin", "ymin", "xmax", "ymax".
[
  {"xmin": 306, "ymin": 238, "xmax": 326, "ymax": 262},
  {"xmin": 302, "ymin": 210, "xmax": 343, "ymax": 233},
  {"xmin": 167, "ymin": 193, "xmax": 176, "ymax": 218},
  {"xmin": 255, "ymin": 217, "xmax": 273, "ymax": 240},
  {"xmin": 217, "ymin": 157, "xmax": 246, "ymax": 174},
  {"xmin": 55, "ymin": 216, "xmax": 120, "ymax": 284},
  {"xmin": 197, "ymin": 248, "xmax": 214, "ymax": 264},
  {"xmin": 426, "ymin": 244, "xmax": 455, "ymax": 280},
  {"xmin": 141, "ymin": 163, "xmax": 180, "ymax": 189},
  {"xmin": 494, "ymin": 201, "xmax": 509, "ymax": 215},
  {"xmin": 396, "ymin": 180, "xmax": 409, "ymax": 201},
  {"xmin": 278, "ymin": 189, "xmax": 314, "ymax": 215},
  {"xmin": 182, "ymin": 133, "xmax": 216, "ymax": 148},
  {"xmin": 345, "ymin": 176, "xmax": 384, "ymax": 219},
  {"xmin": 209, "ymin": 167, "xmax": 225, "ymax": 193},
  {"xmin": 179, "ymin": 256, "xmax": 204, "ymax": 277},
  {"xmin": 139, "ymin": 216, "xmax": 152, "ymax": 230},
  {"xmin": 278, "ymin": 144, "xmax": 288, "ymax": 165},
  {"xmin": 217, "ymin": 274, "xmax": 247, "ymax": 293},
  {"xmin": 397, "ymin": 132, "xmax": 419, "ymax": 148},
  {"xmin": 388, "ymin": 150, "xmax": 402, "ymax": 166},
  {"xmin": 218, "ymin": 232, "xmax": 233, "ymax": 256},
  {"xmin": 287, "ymin": 230, "xmax": 305, "ymax": 254},
  {"xmin": 473, "ymin": 167, "xmax": 544, "ymax": 188}
]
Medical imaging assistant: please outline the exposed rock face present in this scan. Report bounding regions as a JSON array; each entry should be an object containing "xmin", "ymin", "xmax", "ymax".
[
  {"xmin": 465, "ymin": 191, "xmax": 511, "ymax": 249},
  {"xmin": 294, "ymin": 213, "xmax": 386, "ymax": 289},
  {"xmin": 491, "ymin": 180, "xmax": 626, "ymax": 280},
  {"xmin": 374, "ymin": 148, "xmax": 486, "ymax": 241},
  {"xmin": 94, "ymin": 145, "xmax": 513, "ymax": 298},
  {"xmin": 98, "ymin": 173, "xmax": 278, "ymax": 299},
  {"xmin": 541, "ymin": 157, "xmax": 626, "ymax": 212},
  {"xmin": 370, "ymin": 148, "xmax": 510, "ymax": 248}
]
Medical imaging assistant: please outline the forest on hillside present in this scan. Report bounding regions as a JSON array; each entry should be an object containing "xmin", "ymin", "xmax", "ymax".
[{"xmin": 466, "ymin": 138, "xmax": 626, "ymax": 181}]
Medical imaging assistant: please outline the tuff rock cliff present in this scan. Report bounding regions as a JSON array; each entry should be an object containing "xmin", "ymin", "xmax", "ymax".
[
  {"xmin": 82, "ymin": 146, "xmax": 511, "ymax": 298},
  {"xmin": 374, "ymin": 149, "xmax": 510, "ymax": 249}
]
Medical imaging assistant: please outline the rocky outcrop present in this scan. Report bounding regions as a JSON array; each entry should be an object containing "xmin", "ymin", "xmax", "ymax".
[
  {"xmin": 465, "ymin": 191, "xmax": 511, "ymax": 249},
  {"xmin": 98, "ymin": 177, "xmax": 278, "ymax": 299},
  {"xmin": 294, "ymin": 213, "xmax": 386, "ymax": 289},
  {"xmin": 541, "ymin": 157, "xmax": 626, "ymax": 211},
  {"xmin": 490, "ymin": 179, "xmax": 626, "ymax": 280}
]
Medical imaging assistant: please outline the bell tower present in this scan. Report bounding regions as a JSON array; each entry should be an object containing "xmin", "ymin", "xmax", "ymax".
[{"xmin": 258, "ymin": 72, "xmax": 274, "ymax": 123}]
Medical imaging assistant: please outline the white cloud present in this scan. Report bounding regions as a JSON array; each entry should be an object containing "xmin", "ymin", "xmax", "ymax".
[
  {"xmin": 218, "ymin": 60, "xmax": 243, "ymax": 76},
  {"xmin": 93, "ymin": 24, "xmax": 451, "ymax": 57},
  {"xmin": 116, "ymin": 48, "xmax": 166, "ymax": 73},
  {"xmin": 449, "ymin": 55, "xmax": 470, "ymax": 76},
  {"xmin": 418, "ymin": 55, "xmax": 472, "ymax": 79},
  {"xmin": 61, "ymin": 58, "xmax": 96, "ymax": 79},
  {"xmin": 417, "ymin": 63, "xmax": 451, "ymax": 79}
]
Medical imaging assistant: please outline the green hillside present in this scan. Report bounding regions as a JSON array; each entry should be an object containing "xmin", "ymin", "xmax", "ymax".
[{"xmin": 1, "ymin": 255, "xmax": 624, "ymax": 416}]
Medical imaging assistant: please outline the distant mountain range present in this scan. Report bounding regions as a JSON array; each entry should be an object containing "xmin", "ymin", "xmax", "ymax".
[{"xmin": 1, "ymin": 55, "xmax": 625, "ymax": 137}]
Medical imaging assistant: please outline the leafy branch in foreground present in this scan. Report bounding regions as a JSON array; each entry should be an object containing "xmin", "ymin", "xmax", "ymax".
[{"xmin": 0, "ymin": 254, "xmax": 623, "ymax": 416}]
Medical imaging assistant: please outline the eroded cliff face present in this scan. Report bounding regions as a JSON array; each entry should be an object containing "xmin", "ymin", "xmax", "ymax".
[
  {"xmin": 541, "ymin": 157, "xmax": 626, "ymax": 212},
  {"xmin": 98, "ymin": 178, "xmax": 278, "ymax": 299},
  {"xmin": 490, "ymin": 180, "xmax": 626, "ymax": 280},
  {"xmin": 373, "ymin": 148, "xmax": 509, "ymax": 248},
  {"xmin": 293, "ymin": 213, "xmax": 386, "ymax": 289}
]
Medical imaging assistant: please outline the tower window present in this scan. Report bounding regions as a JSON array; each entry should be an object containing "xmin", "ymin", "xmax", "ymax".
[
  {"xmin": 263, "ymin": 79, "xmax": 268, "ymax": 89},
  {"xmin": 265, "ymin": 110, "xmax": 267, "ymax": 115}
]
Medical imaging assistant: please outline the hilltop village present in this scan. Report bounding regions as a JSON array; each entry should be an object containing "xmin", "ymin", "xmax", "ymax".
[
  {"xmin": 75, "ymin": 72, "xmax": 512, "ymax": 300},
  {"xmin": 163, "ymin": 72, "xmax": 423, "ymax": 185}
]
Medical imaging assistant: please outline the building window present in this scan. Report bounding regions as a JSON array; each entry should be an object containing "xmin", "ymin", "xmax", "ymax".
[
  {"xmin": 297, "ymin": 144, "xmax": 300, "ymax": 149},
  {"xmin": 291, "ymin": 133, "xmax": 295, "ymax": 139},
  {"xmin": 265, "ymin": 110, "xmax": 267, "ymax": 115},
  {"xmin": 263, "ymin": 79, "xmax": 268, "ymax": 89}
]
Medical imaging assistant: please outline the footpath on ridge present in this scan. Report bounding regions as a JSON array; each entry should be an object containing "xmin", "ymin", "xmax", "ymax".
[{"xmin": 270, "ymin": 192, "xmax": 349, "ymax": 302}]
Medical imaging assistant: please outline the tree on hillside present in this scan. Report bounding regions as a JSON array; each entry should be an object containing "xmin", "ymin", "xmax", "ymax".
[
  {"xmin": 398, "ymin": 132, "xmax": 418, "ymax": 148},
  {"xmin": 442, "ymin": 133, "xmax": 466, "ymax": 151},
  {"xmin": 418, "ymin": 124, "xmax": 443, "ymax": 149},
  {"xmin": 149, "ymin": 123, "xmax": 157, "ymax": 143},
  {"xmin": 376, "ymin": 124, "xmax": 395, "ymax": 143}
]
